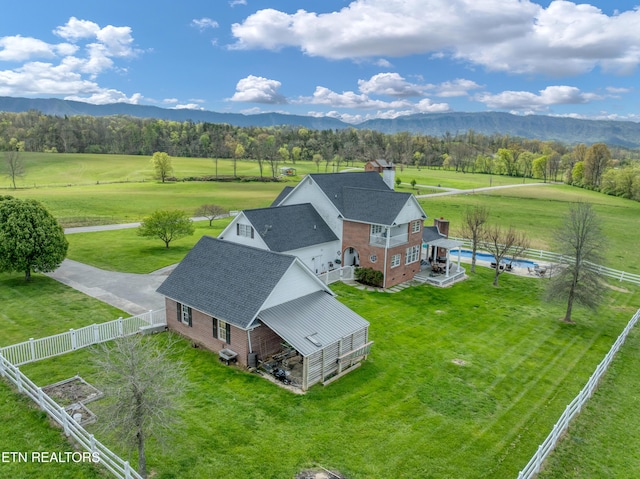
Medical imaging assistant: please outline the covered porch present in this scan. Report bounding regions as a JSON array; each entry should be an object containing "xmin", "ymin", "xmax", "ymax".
[
  {"xmin": 417, "ymin": 235, "xmax": 466, "ymax": 287},
  {"xmin": 257, "ymin": 291, "xmax": 372, "ymax": 391}
]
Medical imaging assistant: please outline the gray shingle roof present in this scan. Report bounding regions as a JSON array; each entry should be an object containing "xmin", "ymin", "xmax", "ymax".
[
  {"xmin": 422, "ymin": 225, "xmax": 445, "ymax": 243},
  {"xmin": 270, "ymin": 186, "xmax": 294, "ymax": 206},
  {"xmin": 258, "ymin": 290, "xmax": 369, "ymax": 357},
  {"xmin": 309, "ymin": 171, "xmax": 390, "ymax": 214},
  {"xmin": 243, "ymin": 204, "xmax": 338, "ymax": 252},
  {"xmin": 156, "ymin": 236, "xmax": 295, "ymax": 329},
  {"xmin": 342, "ymin": 187, "xmax": 414, "ymax": 225}
]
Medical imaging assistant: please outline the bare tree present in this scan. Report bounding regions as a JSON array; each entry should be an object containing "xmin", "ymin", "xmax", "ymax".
[
  {"xmin": 459, "ymin": 205, "xmax": 489, "ymax": 273},
  {"xmin": 93, "ymin": 334, "xmax": 188, "ymax": 478},
  {"xmin": 481, "ymin": 225, "xmax": 529, "ymax": 286},
  {"xmin": 195, "ymin": 204, "xmax": 228, "ymax": 226},
  {"xmin": 545, "ymin": 202, "xmax": 605, "ymax": 323},
  {"xmin": 4, "ymin": 150, "xmax": 25, "ymax": 189}
]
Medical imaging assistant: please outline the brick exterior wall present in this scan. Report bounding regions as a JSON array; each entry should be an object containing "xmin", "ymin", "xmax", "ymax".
[
  {"xmin": 342, "ymin": 220, "xmax": 423, "ymax": 288},
  {"xmin": 165, "ymin": 298, "xmax": 245, "ymax": 364}
]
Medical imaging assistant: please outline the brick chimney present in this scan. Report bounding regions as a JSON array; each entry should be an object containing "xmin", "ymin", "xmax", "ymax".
[{"xmin": 434, "ymin": 217, "xmax": 449, "ymax": 237}]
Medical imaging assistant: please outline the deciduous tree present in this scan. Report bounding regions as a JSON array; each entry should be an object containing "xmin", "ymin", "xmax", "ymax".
[
  {"xmin": 151, "ymin": 151, "xmax": 173, "ymax": 183},
  {"xmin": 481, "ymin": 225, "xmax": 529, "ymax": 286},
  {"xmin": 93, "ymin": 334, "xmax": 188, "ymax": 478},
  {"xmin": 194, "ymin": 204, "xmax": 228, "ymax": 226},
  {"xmin": 459, "ymin": 205, "xmax": 489, "ymax": 274},
  {"xmin": 545, "ymin": 202, "xmax": 605, "ymax": 323},
  {"xmin": 0, "ymin": 196, "xmax": 68, "ymax": 280},
  {"xmin": 137, "ymin": 210, "xmax": 194, "ymax": 248},
  {"xmin": 4, "ymin": 150, "xmax": 25, "ymax": 189}
]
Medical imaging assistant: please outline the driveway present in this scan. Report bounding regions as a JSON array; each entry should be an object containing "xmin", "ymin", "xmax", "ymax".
[{"xmin": 46, "ymin": 259, "xmax": 174, "ymax": 316}]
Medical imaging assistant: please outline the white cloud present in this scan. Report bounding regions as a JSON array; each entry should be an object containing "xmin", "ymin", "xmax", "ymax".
[
  {"xmin": 53, "ymin": 17, "xmax": 100, "ymax": 41},
  {"xmin": 0, "ymin": 35, "xmax": 77, "ymax": 62},
  {"xmin": 231, "ymin": 1, "xmax": 640, "ymax": 76},
  {"xmin": 476, "ymin": 85, "xmax": 601, "ymax": 111},
  {"xmin": 229, "ymin": 0, "xmax": 247, "ymax": 6},
  {"xmin": 0, "ymin": 17, "xmax": 141, "ymax": 105},
  {"xmin": 230, "ymin": 75, "xmax": 287, "ymax": 104},
  {"xmin": 65, "ymin": 90, "xmax": 142, "ymax": 105},
  {"xmin": 191, "ymin": 18, "xmax": 219, "ymax": 30},
  {"xmin": 435, "ymin": 78, "xmax": 482, "ymax": 97},
  {"xmin": 173, "ymin": 103, "xmax": 204, "ymax": 110},
  {"xmin": 358, "ymin": 72, "xmax": 425, "ymax": 97},
  {"xmin": 302, "ymin": 86, "xmax": 412, "ymax": 109}
]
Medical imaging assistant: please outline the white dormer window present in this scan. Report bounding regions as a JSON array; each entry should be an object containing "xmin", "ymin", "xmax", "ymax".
[{"xmin": 237, "ymin": 223, "xmax": 254, "ymax": 238}]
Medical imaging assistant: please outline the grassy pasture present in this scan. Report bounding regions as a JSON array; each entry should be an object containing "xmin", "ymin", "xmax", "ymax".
[
  {"xmin": 1, "ymin": 152, "xmax": 640, "ymax": 477},
  {"xmin": 9, "ymin": 270, "xmax": 639, "ymax": 479}
]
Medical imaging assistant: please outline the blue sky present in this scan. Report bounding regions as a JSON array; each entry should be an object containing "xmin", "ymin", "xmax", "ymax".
[{"xmin": 1, "ymin": 0, "xmax": 639, "ymax": 124}]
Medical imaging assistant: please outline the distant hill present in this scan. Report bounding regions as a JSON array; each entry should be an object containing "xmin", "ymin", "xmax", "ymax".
[{"xmin": 1, "ymin": 96, "xmax": 639, "ymax": 147}]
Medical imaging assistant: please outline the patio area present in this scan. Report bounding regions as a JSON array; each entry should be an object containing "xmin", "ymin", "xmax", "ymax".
[{"xmin": 414, "ymin": 262, "xmax": 467, "ymax": 287}]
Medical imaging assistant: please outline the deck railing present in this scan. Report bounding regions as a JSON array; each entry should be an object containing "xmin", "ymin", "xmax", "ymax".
[
  {"xmin": 0, "ymin": 309, "xmax": 166, "ymax": 366},
  {"xmin": 317, "ymin": 266, "xmax": 355, "ymax": 285}
]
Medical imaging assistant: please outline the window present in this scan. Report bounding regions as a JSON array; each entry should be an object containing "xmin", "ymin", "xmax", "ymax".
[
  {"xmin": 411, "ymin": 220, "xmax": 421, "ymax": 233},
  {"xmin": 236, "ymin": 223, "xmax": 254, "ymax": 238},
  {"xmin": 370, "ymin": 224, "xmax": 384, "ymax": 235},
  {"xmin": 176, "ymin": 303, "xmax": 192, "ymax": 326},
  {"xmin": 213, "ymin": 318, "xmax": 231, "ymax": 344},
  {"xmin": 405, "ymin": 245, "xmax": 420, "ymax": 264},
  {"xmin": 370, "ymin": 254, "xmax": 377, "ymax": 263},
  {"xmin": 391, "ymin": 254, "xmax": 401, "ymax": 268}
]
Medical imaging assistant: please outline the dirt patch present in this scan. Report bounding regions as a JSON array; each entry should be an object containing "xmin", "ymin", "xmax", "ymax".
[
  {"xmin": 42, "ymin": 376, "xmax": 103, "ymax": 407},
  {"xmin": 451, "ymin": 358, "xmax": 467, "ymax": 366},
  {"xmin": 605, "ymin": 283, "xmax": 630, "ymax": 293}
]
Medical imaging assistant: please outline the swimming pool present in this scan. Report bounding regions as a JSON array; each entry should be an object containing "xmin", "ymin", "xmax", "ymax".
[{"xmin": 449, "ymin": 249, "xmax": 539, "ymax": 269}]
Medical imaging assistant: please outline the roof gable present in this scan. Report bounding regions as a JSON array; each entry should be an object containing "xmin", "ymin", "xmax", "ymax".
[
  {"xmin": 309, "ymin": 171, "xmax": 390, "ymax": 214},
  {"xmin": 156, "ymin": 236, "xmax": 296, "ymax": 329},
  {"xmin": 270, "ymin": 186, "xmax": 294, "ymax": 207},
  {"xmin": 342, "ymin": 187, "xmax": 417, "ymax": 225},
  {"xmin": 242, "ymin": 204, "xmax": 338, "ymax": 252}
]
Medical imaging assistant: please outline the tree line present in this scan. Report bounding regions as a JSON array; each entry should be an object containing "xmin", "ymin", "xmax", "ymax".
[{"xmin": 1, "ymin": 110, "xmax": 640, "ymax": 199}]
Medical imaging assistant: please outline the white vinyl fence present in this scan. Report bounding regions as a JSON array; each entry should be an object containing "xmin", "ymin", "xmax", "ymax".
[
  {"xmin": 0, "ymin": 350, "xmax": 143, "ymax": 479},
  {"xmin": 0, "ymin": 309, "xmax": 166, "ymax": 366},
  {"xmin": 450, "ymin": 237, "xmax": 640, "ymax": 286},
  {"xmin": 317, "ymin": 265, "xmax": 355, "ymax": 285},
  {"xmin": 517, "ymin": 308, "xmax": 640, "ymax": 479}
]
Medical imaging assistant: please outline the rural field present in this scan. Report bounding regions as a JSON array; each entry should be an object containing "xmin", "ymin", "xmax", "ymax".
[{"xmin": 1, "ymin": 153, "xmax": 639, "ymax": 478}]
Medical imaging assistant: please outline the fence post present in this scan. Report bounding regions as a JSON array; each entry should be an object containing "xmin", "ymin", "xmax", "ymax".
[
  {"xmin": 37, "ymin": 387, "xmax": 44, "ymax": 409},
  {"xmin": 90, "ymin": 434, "xmax": 97, "ymax": 456},
  {"xmin": 93, "ymin": 324, "xmax": 100, "ymax": 344},
  {"xmin": 29, "ymin": 338, "xmax": 36, "ymax": 362},
  {"xmin": 118, "ymin": 317, "xmax": 124, "ymax": 337},
  {"xmin": 535, "ymin": 444, "xmax": 543, "ymax": 473},
  {"xmin": 70, "ymin": 329, "xmax": 77, "ymax": 350},
  {"xmin": 16, "ymin": 368, "xmax": 23, "ymax": 393},
  {"xmin": 0, "ymin": 353, "xmax": 4, "ymax": 378},
  {"xmin": 125, "ymin": 460, "xmax": 132, "ymax": 479},
  {"xmin": 60, "ymin": 405, "xmax": 70, "ymax": 436}
]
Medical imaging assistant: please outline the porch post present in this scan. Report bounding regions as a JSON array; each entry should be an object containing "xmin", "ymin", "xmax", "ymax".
[{"xmin": 445, "ymin": 248, "xmax": 450, "ymax": 277}]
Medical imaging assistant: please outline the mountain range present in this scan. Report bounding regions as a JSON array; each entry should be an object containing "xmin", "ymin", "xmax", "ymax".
[{"xmin": 1, "ymin": 96, "xmax": 639, "ymax": 148}]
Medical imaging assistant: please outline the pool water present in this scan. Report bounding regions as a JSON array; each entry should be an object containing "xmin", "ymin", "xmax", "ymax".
[{"xmin": 449, "ymin": 249, "xmax": 539, "ymax": 269}]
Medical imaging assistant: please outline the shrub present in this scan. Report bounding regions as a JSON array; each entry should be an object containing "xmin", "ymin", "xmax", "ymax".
[{"xmin": 355, "ymin": 267, "xmax": 384, "ymax": 287}]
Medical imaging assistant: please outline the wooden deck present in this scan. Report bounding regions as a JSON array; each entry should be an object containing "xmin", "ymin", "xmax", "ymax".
[{"xmin": 414, "ymin": 264, "xmax": 466, "ymax": 287}]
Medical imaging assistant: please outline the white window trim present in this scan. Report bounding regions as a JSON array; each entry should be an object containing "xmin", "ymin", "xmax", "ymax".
[
  {"xmin": 411, "ymin": 220, "xmax": 421, "ymax": 233},
  {"xmin": 370, "ymin": 224, "xmax": 383, "ymax": 235},
  {"xmin": 405, "ymin": 245, "xmax": 420, "ymax": 265},
  {"xmin": 218, "ymin": 320, "xmax": 228, "ymax": 343},
  {"xmin": 391, "ymin": 253, "xmax": 401, "ymax": 268}
]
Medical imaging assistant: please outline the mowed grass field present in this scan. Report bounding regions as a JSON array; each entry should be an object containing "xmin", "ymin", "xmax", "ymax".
[{"xmin": 1, "ymin": 152, "xmax": 640, "ymax": 478}]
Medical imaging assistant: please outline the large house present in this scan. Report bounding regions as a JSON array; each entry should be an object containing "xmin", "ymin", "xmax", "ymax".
[
  {"xmin": 157, "ymin": 236, "xmax": 371, "ymax": 391},
  {"xmin": 221, "ymin": 171, "xmax": 427, "ymax": 288}
]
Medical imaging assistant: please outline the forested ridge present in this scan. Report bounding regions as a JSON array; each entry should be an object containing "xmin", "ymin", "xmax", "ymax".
[{"xmin": 1, "ymin": 110, "xmax": 640, "ymax": 200}]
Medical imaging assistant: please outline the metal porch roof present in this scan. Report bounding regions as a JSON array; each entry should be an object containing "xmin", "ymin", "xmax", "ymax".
[{"xmin": 257, "ymin": 291, "xmax": 369, "ymax": 357}]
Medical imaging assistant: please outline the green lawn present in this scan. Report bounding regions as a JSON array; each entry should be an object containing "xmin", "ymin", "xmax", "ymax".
[
  {"xmin": 2, "ymin": 154, "xmax": 640, "ymax": 477},
  {"xmin": 66, "ymin": 218, "xmax": 232, "ymax": 273},
  {"xmin": 9, "ymin": 270, "xmax": 640, "ymax": 479}
]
